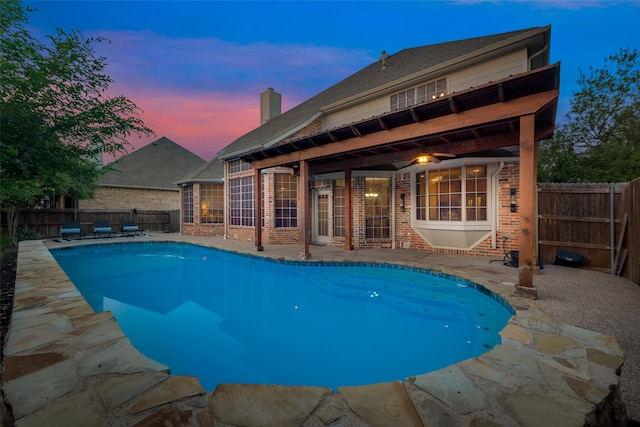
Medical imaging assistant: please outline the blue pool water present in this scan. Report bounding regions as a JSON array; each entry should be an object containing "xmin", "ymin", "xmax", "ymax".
[{"xmin": 51, "ymin": 242, "xmax": 513, "ymax": 390}]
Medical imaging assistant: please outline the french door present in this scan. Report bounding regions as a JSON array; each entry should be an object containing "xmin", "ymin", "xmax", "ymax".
[{"xmin": 312, "ymin": 190, "xmax": 330, "ymax": 244}]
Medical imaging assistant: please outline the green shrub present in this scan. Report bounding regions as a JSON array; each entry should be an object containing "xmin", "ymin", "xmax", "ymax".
[
  {"xmin": 16, "ymin": 225, "xmax": 42, "ymax": 242},
  {"xmin": 0, "ymin": 233, "xmax": 16, "ymax": 248}
]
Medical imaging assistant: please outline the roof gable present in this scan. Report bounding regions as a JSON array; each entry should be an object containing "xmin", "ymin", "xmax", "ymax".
[
  {"xmin": 218, "ymin": 26, "xmax": 549, "ymax": 160},
  {"xmin": 179, "ymin": 156, "xmax": 225, "ymax": 183},
  {"xmin": 99, "ymin": 136, "xmax": 206, "ymax": 190}
]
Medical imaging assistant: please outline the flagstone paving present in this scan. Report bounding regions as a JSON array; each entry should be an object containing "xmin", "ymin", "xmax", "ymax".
[{"xmin": 1, "ymin": 237, "xmax": 629, "ymax": 426}]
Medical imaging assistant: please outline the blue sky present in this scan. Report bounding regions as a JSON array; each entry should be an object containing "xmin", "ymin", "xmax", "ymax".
[{"xmin": 26, "ymin": 1, "xmax": 640, "ymax": 161}]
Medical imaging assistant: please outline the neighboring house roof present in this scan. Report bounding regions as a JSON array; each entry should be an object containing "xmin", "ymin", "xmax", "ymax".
[
  {"xmin": 218, "ymin": 26, "xmax": 549, "ymax": 160},
  {"xmin": 100, "ymin": 136, "xmax": 206, "ymax": 190}
]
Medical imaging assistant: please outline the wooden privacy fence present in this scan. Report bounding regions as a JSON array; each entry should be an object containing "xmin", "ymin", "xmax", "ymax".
[
  {"xmin": 538, "ymin": 180, "xmax": 637, "ymax": 283},
  {"xmin": 8, "ymin": 209, "xmax": 180, "ymax": 238}
]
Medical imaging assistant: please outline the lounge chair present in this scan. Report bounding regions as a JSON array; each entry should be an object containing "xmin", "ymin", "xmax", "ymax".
[
  {"xmin": 61, "ymin": 221, "xmax": 84, "ymax": 240},
  {"xmin": 93, "ymin": 220, "xmax": 115, "ymax": 238},
  {"xmin": 121, "ymin": 220, "xmax": 143, "ymax": 236}
]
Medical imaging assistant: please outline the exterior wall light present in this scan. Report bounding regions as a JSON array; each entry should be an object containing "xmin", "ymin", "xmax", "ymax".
[
  {"xmin": 510, "ymin": 188, "xmax": 517, "ymax": 212},
  {"xmin": 400, "ymin": 193, "xmax": 405, "ymax": 212}
]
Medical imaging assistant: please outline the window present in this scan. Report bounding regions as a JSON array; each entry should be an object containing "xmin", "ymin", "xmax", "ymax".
[
  {"xmin": 415, "ymin": 166, "xmax": 487, "ymax": 222},
  {"xmin": 229, "ymin": 177, "xmax": 254, "ymax": 226},
  {"xmin": 365, "ymin": 177, "xmax": 390, "ymax": 239},
  {"xmin": 229, "ymin": 159, "xmax": 251, "ymax": 174},
  {"xmin": 182, "ymin": 184, "xmax": 193, "ymax": 224},
  {"xmin": 201, "ymin": 184, "xmax": 224, "ymax": 224},
  {"xmin": 465, "ymin": 166, "xmax": 487, "ymax": 221},
  {"xmin": 333, "ymin": 179, "xmax": 345, "ymax": 238},
  {"xmin": 274, "ymin": 174, "xmax": 297, "ymax": 227},
  {"xmin": 390, "ymin": 77, "xmax": 447, "ymax": 111}
]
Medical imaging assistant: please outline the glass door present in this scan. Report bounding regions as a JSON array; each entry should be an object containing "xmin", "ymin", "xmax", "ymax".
[{"xmin": 313, "ymin": 190, "xmax": 330, "ymax": 244}]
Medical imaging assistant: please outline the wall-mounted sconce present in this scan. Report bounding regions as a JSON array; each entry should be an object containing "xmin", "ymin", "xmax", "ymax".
[
  {"xmin": 400, "ymin": 193, "xmax": 405, "ymax": 212},
  {"xmin": 510, "ymin": 188, "xmax": 517, "ymax": 212}
]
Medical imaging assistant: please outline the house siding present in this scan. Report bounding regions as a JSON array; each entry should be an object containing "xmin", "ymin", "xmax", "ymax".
[
  {"xmin": 79, "ymin": 187, "xmax": 179, "ymax": 211},
  {"xmin": 322, "ymin": 49, "xmax": 528, "ymax": 131},
  {"xmin": 449, "ymin": 49, "xmax": 527, "ymax": 93},
  {"xmin": 323, "ymin": 97, "xmax": 388, "ymax": 131}
]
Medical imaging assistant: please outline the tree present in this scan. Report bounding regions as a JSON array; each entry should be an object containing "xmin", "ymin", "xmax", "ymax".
[
  {"xmin": 539, "ymin": 48, "xmax": 640, "ymax": 183},
  {"xmin": 0, "ymin": 1, "xmax": 154, "ymax": 240}
]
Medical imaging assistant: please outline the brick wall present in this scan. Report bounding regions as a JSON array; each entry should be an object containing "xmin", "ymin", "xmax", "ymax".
[
  {"xmin": 393, "ymin": 164, "xmax": 520, "ymax": 257},
  {"xmin": 79, "ymin": 186, "xmax": 179, "ymax": 211},
  {"xmin": 181, "ymin": 159, "xmax": 520, "ymax": 257},
  {"xmin": 280, "ymin": 117, "xmax": 322, "ymax": 144},
  {"xmin": 182, "ymin": 223, "xmax": 225, "ymax": 236}
]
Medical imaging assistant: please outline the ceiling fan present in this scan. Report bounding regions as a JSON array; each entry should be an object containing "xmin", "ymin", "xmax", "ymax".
[{"xmin": 416, "ymin": 152, "xmax": 456, "ymax": 165}]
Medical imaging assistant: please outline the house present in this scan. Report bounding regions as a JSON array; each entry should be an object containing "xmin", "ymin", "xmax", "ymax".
[
  {"xmin": 180, "ymin": 26, "xmax": 559, "ymax": 297},
  {"xmin": 80, "ymin": 136, "xmax": 206, "ymax": 211}
]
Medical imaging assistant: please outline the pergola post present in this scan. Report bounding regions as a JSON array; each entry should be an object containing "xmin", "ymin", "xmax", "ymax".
[
  {"xmin": 253, "ymin": 168, "xmax": 263, "ymax": 251},
  {"xmin": 516, "ymin": 113, "xmax": 538, "ymax": 299},
  {"xmin": 344, "ymin": 168, "xmax": 353, "ymax": 250},
  {"xmin": 299, "ymin": 160, "xmax": 311, "ymax": 260}
]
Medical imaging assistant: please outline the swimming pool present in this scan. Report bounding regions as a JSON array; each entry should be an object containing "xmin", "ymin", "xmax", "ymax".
[{"xmin": 51, "ymin": 242, "xmax": 513, "ymax": 390}]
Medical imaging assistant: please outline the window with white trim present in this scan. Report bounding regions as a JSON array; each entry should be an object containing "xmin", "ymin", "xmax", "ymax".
[
  {"xmin": 415, "ymin": 165, "xmax": 487, "ymax": 223},
  {"xmin": 390, "ymin": 77, "xmax": 447, "ymax": 111},
  {"xmin": 274, "ymin": 174, "xmax": 297, "ymax": 227},
  {"xmin": 182, "ymin": 184, "xmax": 193, "ymax": 224},
  {"xmin": 465, "ymin": 166, "xmax": 487, "ymax": 221},
  {"xmin": 365, "ymin": 177, "xmax": 390, "ymax": 239},
  {"xmin": 201, "ymin": 184, "xmax": 224, "ymax": 224},
  {"xmin": 229, "ymin": 176, "xmax": 254, "ymax": 226},
  {"xmin": 333, "ymin": 179, "xmax": 345, "ymax": 238},
  {"xmin": 229, "ymin": 159, "xmax": 251, "ymax": 174}
]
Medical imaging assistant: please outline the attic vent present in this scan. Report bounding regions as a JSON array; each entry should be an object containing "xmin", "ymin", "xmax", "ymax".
[{"xmin": 380, "ymin": 50, "xmax": 387, "ymax": 70}]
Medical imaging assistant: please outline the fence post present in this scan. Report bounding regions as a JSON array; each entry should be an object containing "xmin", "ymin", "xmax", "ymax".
[{"xmin": 610, "ymin": 185, "xmax": 615, "ymax": 275}]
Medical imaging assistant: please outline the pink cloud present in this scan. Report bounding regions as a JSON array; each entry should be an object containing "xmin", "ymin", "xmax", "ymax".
[
  {"xmin": 91, "ymin": 29, "xmax": 374, "ymax": 164},
  {"xmin": 108, "ymin": 85, "xmax": 261, "ymax": 162}
]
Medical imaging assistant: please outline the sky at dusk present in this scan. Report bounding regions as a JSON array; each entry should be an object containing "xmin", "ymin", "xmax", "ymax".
[{"xmin": 26, "ymin": 1, "xmax": 640, "ymax": 162}]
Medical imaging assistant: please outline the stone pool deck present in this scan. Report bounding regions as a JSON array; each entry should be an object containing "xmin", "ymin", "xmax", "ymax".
[{"xmin": 1, "ymin": 234, "xmax": 634, "ymax": 426}]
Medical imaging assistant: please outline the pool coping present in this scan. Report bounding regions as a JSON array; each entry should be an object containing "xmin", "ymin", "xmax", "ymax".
[{"xmin": 2, "ymin": 239, "xmax": 626, "ymax": 426}]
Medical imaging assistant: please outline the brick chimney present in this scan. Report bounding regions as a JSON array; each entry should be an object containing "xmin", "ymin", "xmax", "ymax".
[{"xmin": 260, "ymin": 88, "xmax": 281, "ymax": 125}]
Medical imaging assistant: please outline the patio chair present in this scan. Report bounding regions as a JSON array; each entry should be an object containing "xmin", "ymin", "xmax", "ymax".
[
  {"xmin": 60, "ymin": 221, "xmax": 84, "ymax": 240},
  {"xmin": 121, "ymin": 220, "xmax": 144, "ymax": 236},
  {"xmin": 93, "ymin": 220, "xmax": 115, "ymax": 238}
]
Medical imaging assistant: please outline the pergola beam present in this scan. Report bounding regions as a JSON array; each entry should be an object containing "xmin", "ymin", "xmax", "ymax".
[
  {"xmin": 309, "ymin": 132, "xmax": 522, "ymax": 174},
  {"xmin": 248, "ymin": 90, "xmax": 558, "ymax": 170}
]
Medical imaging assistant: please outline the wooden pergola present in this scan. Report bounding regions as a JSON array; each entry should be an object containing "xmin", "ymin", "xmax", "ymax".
[{"xmin": 243, "ymin": 64, "xmax": 560, "ymax": 298}]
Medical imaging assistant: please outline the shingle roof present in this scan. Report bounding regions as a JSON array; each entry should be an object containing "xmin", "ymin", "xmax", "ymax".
[
  {"xmin": 178, "ymin": 156, "xmax": 225, "ymax": 184},
  {"xmin": 218, "ymin": 26, "xmax": 548, "ymax": 160},
  {"xmin": 100, "ymin": 136, "xmax": 206, "ymax": 190}
]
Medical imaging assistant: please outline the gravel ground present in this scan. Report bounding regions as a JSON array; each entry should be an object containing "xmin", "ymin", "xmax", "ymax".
[{"xmin": 534, "ymin": 264, "xmax": 640, "ymax": 424}]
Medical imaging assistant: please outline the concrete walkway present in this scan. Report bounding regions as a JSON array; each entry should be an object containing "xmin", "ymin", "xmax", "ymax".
[{"xmin": 2, "ymin": 233, "xmax": 637, "ymax": 426}]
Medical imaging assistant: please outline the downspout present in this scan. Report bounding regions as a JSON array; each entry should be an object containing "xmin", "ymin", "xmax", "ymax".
[
  {"xmin": 528, "ymin": 44, "xmax": 549, "ymax": 70},
  {"xmin": 491, "ymin": 162, "xmax": 505, "ymax": 249},
  {"xmin": 179, "ymin": 186, "xmax": 183, "ymax": 236},
  {"xmin": 391, "ymin": 174, "xmax": 397, "ymax": 249},
  {"xmin": 224, "ymin": 162, "xmax": 229, "ymax": 239}
]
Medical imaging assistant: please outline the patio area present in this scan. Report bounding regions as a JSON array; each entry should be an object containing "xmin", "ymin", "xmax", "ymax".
[{"xmin": 2, "ymin": 232, "xmax": 638, "ymax": 426}]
